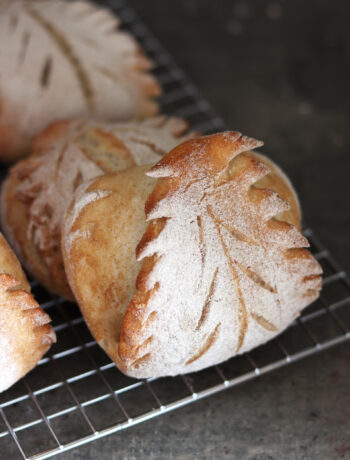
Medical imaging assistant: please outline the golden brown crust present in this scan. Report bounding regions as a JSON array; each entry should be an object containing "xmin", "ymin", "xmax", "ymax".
[
  {"xmin": 62, "ymin": 130, "xmax": 321, "ymax": 379},
  {"xmin": 0, "ymin": 233, "xmax": 30, "ymax": 292},
  {"xmin": 253, "ymin": 152, "xmax": 301, "ymax": 229},
  {"xmin": 31, "ymin": 119, "xmax": 85, "ymax": 157},
  {"xmin": 75, "ymin": 127, "xmax": 137, "ymax": 171},
  {"xmin": 1, "ymin": 161, "xmax": 74, "ymax": 299},
  {"xmin": 62, "ymin": 167, "xmax": 156, "ymax": 366},
  {"xmin": 117, "ymin": 132, "xmax": 322, "ymax": 377},
  {"xmin": 1, "ymin": 117, "xmax": 193, "ymax": 299},
  {"xmin": 0, "ymin": 233, "xmax": 55, "ymax": 392}
]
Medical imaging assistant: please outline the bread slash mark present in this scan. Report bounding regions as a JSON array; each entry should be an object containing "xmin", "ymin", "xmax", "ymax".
[
  {"xmin": 209, "ymin": 208, "xmax": 248, "ymax": 352},
  {"xmin": 128, "ymin": 136, "xmax": 168, "ymax": 157},
  {"xmin": 250, "ymin": 311, "xmax": 277, "ymax": 332},
  {"xmin": 197, "ymin": 215, "xmax": 205, "ymax": 280},
  {"xmin": 132, "ymin": 353, "xmax": 151, "ymax": 369},
  {"xmin": 235, "ymin": 261, "xmax": 276, "ymax": 293},
  {"xmin": 54, "ymin": 145, "xmax": 67, "ymax": 179},
  {"xmin": 207, "ymin": 205, "xmax": 258, "ymax": 246},
  {"xmin": 133, "ymin": 335, "xmax": 154, "ymax": 358},
  {"xmin": 26, "ymin": 5, "xmax": 95, "ymax": 111},
  {"xmin": 40, "ymin": 56, "xmax": 53, "ymax": 88},
  {"xmin": 196, "ymin": 268, "xmax": 218, "ymax": 330},
  {"xmin": 186, "ymin": 323, "xmax": 221, "ymax": 365}
]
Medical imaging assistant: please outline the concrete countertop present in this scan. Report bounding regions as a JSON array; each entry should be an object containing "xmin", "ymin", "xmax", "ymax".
[{"xmin": 53, "ymin": 0, "xmax": 350, "ymax": 458}]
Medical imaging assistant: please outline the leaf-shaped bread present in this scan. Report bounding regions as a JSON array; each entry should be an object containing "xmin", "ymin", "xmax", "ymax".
[
  {"xmin": 0, "ymin": 233, "xmax": 55, "ymax": 392},
  {"xmin": 0, "ymin": 117, "xmax": 192, "ymax": 299},
  {"xmin": 62, "ymin": 132, "xmax": 322, "ymax": 378},
  {"xmin": 0, "ymin": 0, "xmax": 160, "ymax": 162}
]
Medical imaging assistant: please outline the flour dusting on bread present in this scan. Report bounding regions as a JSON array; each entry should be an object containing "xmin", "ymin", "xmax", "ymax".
[
  {"xmin": 0, "ymin": 272, "xmax": 55, "ymax": 392},
  {"xmin": 0, "ymin": 234, "xmax": 55, "ymax": 392},
  {"xmin": 0, "ymin": 0, "xmax": 161, "ymax": 161},
  {"xmin": 117, "ymin": 132, "xmax": 322, "ymax": 377},
  {"xmin": 2, "ymin": 116, "xmax": 192, "ymax": 299},
  {"xmin": 64, "ymin": 181, "xmax": 113, "ymax": 253},
  {"xmin": 61, "ymin": 131, "xmax": 321, "ymax": 379}
]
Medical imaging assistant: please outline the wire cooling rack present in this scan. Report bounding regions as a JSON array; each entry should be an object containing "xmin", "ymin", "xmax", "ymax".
[{"xmin": 1, "ymin": 0, "xmax": 350, "ymax": 459}]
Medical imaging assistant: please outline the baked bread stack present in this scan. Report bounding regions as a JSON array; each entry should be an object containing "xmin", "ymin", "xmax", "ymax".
[
  {"xmin": 0, "ymin": 0, "xmax": 322, "ymax": 390},
  {"xmin": 0, "ymin": 0, "xmax": 163, "ymax": 391}
]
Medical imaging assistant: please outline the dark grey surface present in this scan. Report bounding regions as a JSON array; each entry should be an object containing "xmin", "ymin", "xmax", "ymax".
[
  {"xmin": 58, "ymin": 344, "xmax": 350, "ymax": 460},
  {"xmin": 44, "ymin": 0, "xmax": 350, "ymax": 458}
]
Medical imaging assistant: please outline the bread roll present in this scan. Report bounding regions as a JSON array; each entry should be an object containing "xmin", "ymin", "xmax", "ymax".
[
  {"xmin": 62, "ymin": 132, "xmax": 322, "ymax": 378},
  {"xmin": 0, "ymin": 233, "xmax": 55, "ymax": 392},
  {"xmin": 0, "ymin": 117, "xmax": 193, "ymax": 299},
  {"xmin": 0, "ymin": 0, "xmax": 160, "ymax": 162}
]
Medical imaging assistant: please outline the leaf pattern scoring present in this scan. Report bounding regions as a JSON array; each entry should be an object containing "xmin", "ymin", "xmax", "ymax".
[
  {"xmin": 118, "ymin": 132, "xmax": 322, "ymax": 378},
  {"xmin": 0, "ymin": 0, "xmax": 161, "ymax": 159}
]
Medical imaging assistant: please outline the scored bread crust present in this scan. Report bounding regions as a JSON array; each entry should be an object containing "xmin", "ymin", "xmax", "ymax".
[
  {"xmin": 0, "ymin": 233, "xmax": 55, "ymax": 393},
  {"xmin": 0, "ymin": 117, "xmax": 193, "ymax": 299},
  {"xmin": 62, "ymin": 131, "xmax": 322, "ymax": 379},
  {"xmin": 62, "ymin": 166, "xmax": 156, "ymax": 361},
  {"xmin": 31, "ymin": 116, "xmax": 194, "ymax": 164},
  {"xmin": 120, "ymin": 133, "xmax": 322, "ymax": 376},
  {"xmin": 0, "ymin": 0, "xmax": 161, "ymax": 162}
]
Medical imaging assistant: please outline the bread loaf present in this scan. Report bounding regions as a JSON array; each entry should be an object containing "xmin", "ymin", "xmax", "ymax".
[
  {"xmin": 0, "ymin": 233, "xmax": 55, "ymax": 392},
  {"xmin": 0, "ymin": 0, "xmax": 160, "ymax": 162},
  {"xmin": 62, "ymin": 132, "xmax": 322, "ymax": 378},
  {"xmin": 0, "ymin": 117, "xmax": 193, "ymax": 299}
]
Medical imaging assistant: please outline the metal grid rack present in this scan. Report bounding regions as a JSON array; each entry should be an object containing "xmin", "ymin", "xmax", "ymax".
[{"xmin": 1, "ymin": 0, "xmax": 350, "ymax": 458}]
